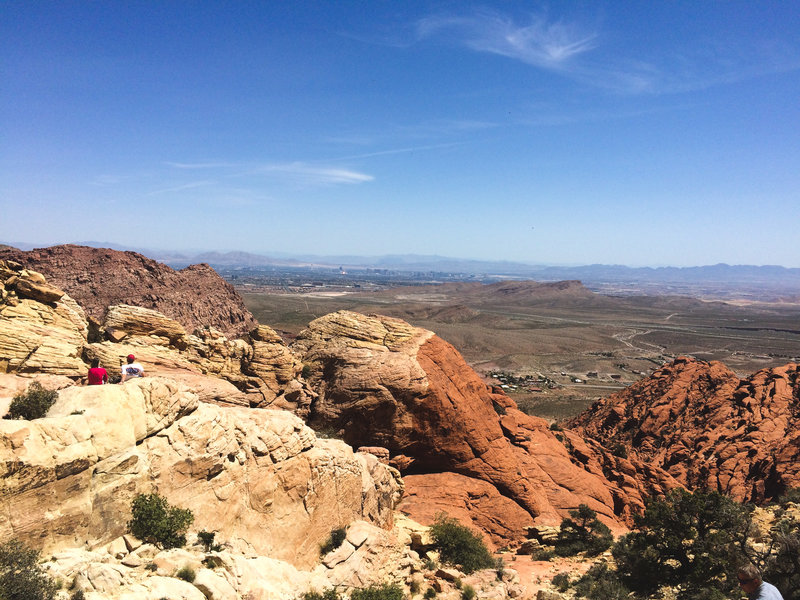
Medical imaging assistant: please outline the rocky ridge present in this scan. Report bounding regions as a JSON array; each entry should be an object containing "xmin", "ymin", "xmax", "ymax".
[
  {"xmin": 567, "ymin": 356, "xmax": 800, "ymax": 504},
  {"xmin": 0, "ymin": 244, "xmax": 257, "ymax": 338}
]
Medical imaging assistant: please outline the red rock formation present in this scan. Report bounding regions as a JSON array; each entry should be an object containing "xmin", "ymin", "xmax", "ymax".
[
  {"xmin": 567, "ymin": 357, "xmax": 800, "ymax": 504},
  {"xmin": 293, "ymin": 311, "xmax": 679, "ymax": 546},
  {"xmin": 0, "ymin": 245, "xmax": 256, "ymax": 338}
]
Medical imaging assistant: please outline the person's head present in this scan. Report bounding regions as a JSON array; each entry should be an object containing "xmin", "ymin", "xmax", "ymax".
[
  {"xmin": 91, "ymin": 358, "xmax": 100, "ymax": 369},
  {"xmin": 127, "ymin": 354, "xmax": 135, "ymax": 364},
  {"xmin": 737, "ymin": 563, "xmax": 762, "ymax": 594}
]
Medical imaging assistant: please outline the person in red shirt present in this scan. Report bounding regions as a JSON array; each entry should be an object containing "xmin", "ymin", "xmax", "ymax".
[{"xmin": 87, "ymin": 358, "xmax": 109, "ymax": 385}]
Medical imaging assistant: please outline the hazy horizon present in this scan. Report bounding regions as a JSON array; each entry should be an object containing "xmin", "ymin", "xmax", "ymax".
[{"xmin": 2, "ymin": 3, "xmax": 799, "ymax": 268}]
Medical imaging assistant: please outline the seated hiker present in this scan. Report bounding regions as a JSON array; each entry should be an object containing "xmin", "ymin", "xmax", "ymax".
[
  {"xmin": 87, "ymin": 358, "xmax": 108, "ymax": 385},
  {"xmin": 120, "ymin": 354, "xmax": 145, "ymax": 382}
]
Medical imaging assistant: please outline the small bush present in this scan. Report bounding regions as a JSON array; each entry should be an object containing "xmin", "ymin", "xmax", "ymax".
[
  {"xmin": 423, "ymin": 556, "xmax": 437, "ymax": 571},
  {"xmin": 320, "ymin": 526, "xmax": 347, "ymax": 556},
  {"xmin": 573, "ymin": 562, "xmax": 629, "ymax": 600},
  {"xmin": 555, "ymin": 504, "xmax": 613, "ymax": 557},
  {"xmin": 70, "ymin": 591, "xmax": 86, "ymax": 600},
  {"xmin": 350, "ymin": 583, "xmax": 404, "ymax": 600},
  {"xmin": 429, "ymin": 513, "xmax": 495, "ymax": 574},
  {"xmin": 0, "ymin": 538, "xmax": 59, "ymax": 600},
  {"xmin": 175, "ymin": 565, "xmax": 195, "ymax": 582},
  {"xmin": 552, "ymin": 572, "xmax": 571, "ymax": 592},
  {"xmin": 409, "ymin": 579, "xmax": 421, "ymax": 594},
  {"xmin": 301, "ymin": 590, "xmax": 340, "ymax": 600},
  {"xmin": 127, "ymin": 492, "xmax": 194, "ymax": 549},
  {"xmin": 5, "ymin": 382, "xmax": 58, "ymax": 420},
  {"xmin": 197, "ymin": 529, "xmax": 222, "ymax": 552},
  {"xmin": 460, "ymin": 584, "xmax": 476, "ymax": 600},
  {"xmin": 145, "ymin": 562, "xmax": 158, "ymax": 571},
  {"xmin": 423, "ymin": 589, "xmax": 436, "ymax": 599}
]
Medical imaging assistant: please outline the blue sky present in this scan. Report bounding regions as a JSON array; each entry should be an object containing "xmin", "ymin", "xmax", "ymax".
[{"xmin": 2, "ymin": 1, "xmax": 799, "ymax": 267}]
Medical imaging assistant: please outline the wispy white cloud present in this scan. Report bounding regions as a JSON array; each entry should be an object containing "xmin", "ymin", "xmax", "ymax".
[
  {"xmin": 164, "ymin": 161, "xmax": 238, "ymax": 170},
  {"xmin": 146, "ymin": 180, "xmax": 216, "ymax": 196},
  {"xmin": 416, "ymin": 10, "xmax": 597, "ymax": 68},
  {"xmin": 254, "ymin": 162, "xmax": 374, "ymax": 185},
  {"xmin": 411, "ymin": 9, "xmax": 800, "ymax": 95}
]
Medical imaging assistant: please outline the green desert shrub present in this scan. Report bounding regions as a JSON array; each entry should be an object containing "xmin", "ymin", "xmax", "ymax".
[
  {"xmin": 197, "ymin": 529, "xmax": 222, "ymax": 552},
  {"xmin": 554, "ymin": 504, "xmax": 613, "ymax": 557},
  {"xmin": 5, "ymin": 382, "xmax": 58, "ymax": 420},
  {"xmin": 0, "ymin": 538, "xmax": 59, "ymax": 600},
  {"xmin": 423, "ymin": 589, "xmax": 436, "ymax": 600},
  {"xmin": 612, "ymin": 488, "xmax": 750, "ymax": 598},
  {"xmin": 349, "ymin": 583, "xmax": 404, "ymax": 600},
  {"xmin": 429, "ymin": 513, "xmax": 495, "ymax": 574},
  {"xmin": 572, "ymin": 562, "xmax": 629, "ymax": 600},
  {"xmin": 301, "ymin": 589, "xmax": 340, "ymax": 600},
  {"xmin": 320, "ymin": 526, "xmax": 347, "ymax": 556},
  {"xmin": 460, "ymin": 584, "xmax": 476, "ymax": 600},
  {"xmin": 175, "ymin": 565, "xmax": 195, "ymax": 582},
  {"xmin": 127, "ymin": 492, "xmax": 194, "ymax": 549},
  {"xmin": 551, "ymin": 572, "xmax": 571, "ymax": 592}
]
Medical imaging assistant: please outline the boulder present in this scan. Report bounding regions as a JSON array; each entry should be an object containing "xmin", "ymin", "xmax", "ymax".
[
  {"xmin": 293, "ymin": 311, "xmax": 678, "ymax": 545},
  {"xmin": 0, "ymin": 261, "xmax": 88, "ymax": 375}
]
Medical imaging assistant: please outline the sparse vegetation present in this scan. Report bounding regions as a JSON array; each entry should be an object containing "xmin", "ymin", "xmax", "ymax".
[
  {"xmin": 555, "ymin": 504, "xmax": 613, "ymax": 557},
  {"xmin": 460, "ymin": 584, "xmax": 476, "ymax": 600},
  {"xmin": 320, "ymin": 526, "xmax": 347, "ymax": 556},
  {"xmin": 4, "ymin": 381, "xmax": 58, "ymax": 420},
  {"xmin": 301, "ymin": 589, "xmax": 341, "ymax": 600},
  {"xmin": 429, "ymin": 513, "xmax": 495, "ymax": 574},
  {"xmin": 197, "ymin": 529, "xmax": 222, "ymax": 552},
  {"xmin": 175, "ymin": 565, "xmax": 195, "ymax": 582},
  {"xmin": 127, "ymin": 492, "xmax": 194, "ymax": 549},
  {"xmin": 551, "ymin": 572, "xmax": 571, "ymax": 592},
  {"xmin": 423, "ymin": 588, "xmax": 436, "ymax": 599},
  {"xmin": 349, "ymin": 583, "xmax": 404, "ymax": 600},
  {"xmin": 0, "ymin": 538, "xmax": 59, "ymax": 600}
]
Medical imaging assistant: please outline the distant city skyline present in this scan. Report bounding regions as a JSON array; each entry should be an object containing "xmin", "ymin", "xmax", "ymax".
[{"xmin": 2, "ymin": 2, "xmax": 799, "ymax": 268}]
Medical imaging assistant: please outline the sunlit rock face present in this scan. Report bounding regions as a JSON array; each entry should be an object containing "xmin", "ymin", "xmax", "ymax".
[
  {"xmin": 568, "ymin": 357, "xmax": 800, "ymax": 504},
  {"xmin": 0, "ymin": 377, "xmax": 401, "ymax": 568},
  {"xmin": 292, "ymin": 310, "xmax": 679, "ymax": 546},
  {"xmin": 0, "ymin": 259, "xmax": 88, "ymax": 375}
]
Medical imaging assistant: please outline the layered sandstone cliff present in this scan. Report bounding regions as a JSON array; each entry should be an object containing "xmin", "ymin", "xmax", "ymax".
[
  {"xmin": 0, "ymin": 244, "xmax": 256, "ymax": 338},
  {"xmin": 567, "ymin": 357, "xmax": 800, "ymax": 504}
]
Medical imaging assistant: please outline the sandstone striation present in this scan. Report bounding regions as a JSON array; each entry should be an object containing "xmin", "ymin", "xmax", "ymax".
[
  {"xmin": 0, "ymin": 244, "xmax": 257, "ymax": 338},
  {"xmin": 0, "ymin": 377, "xmax": 401, "ymax": 567},
  {"xmin": 292, "ymin": 311, "xmax": 679, "ymax": 545},
  {"xmin": 0, "ymin": 259, "xmax": 88, "ymax": 374},
  {"xmin": 567, "ymin": 357, "xmax": 800, "ymax": 504}
]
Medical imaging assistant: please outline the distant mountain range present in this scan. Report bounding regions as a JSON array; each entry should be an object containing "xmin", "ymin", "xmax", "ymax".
[{"xmin": 3, "ymin": 241, "xmax": 799, "ymax": 298}]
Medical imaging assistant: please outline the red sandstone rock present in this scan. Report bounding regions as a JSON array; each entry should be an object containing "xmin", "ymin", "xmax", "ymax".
[
  {"xmin": 0, "ymin": 245, "xmax": 256, "ymax": 338},
  {"xmin": 567, "ymin": 357, "xmax": 800, "ymax": 503},
  {"xmin": 293, "ymin": 311, "xmax": 679, "ymax": 545}
]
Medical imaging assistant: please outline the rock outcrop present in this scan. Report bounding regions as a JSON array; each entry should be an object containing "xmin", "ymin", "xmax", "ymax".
[
  {"xmin": 0, "ymin": 244, "xmax": 257, "ymax": 338},
  {"xmin": 567, "ymin": 357, "xmax": 800, "ymax": 504},
  {"xmin": 292, "ymin": 311, "xmax": 679, "ymax": 546},
  {"xmin": 0, "ymin": 259, "xmax": 88, "ymax": 374},
  {"xmin": 0, "ymin": 377, "xmax": 401, "ymax": 568}
]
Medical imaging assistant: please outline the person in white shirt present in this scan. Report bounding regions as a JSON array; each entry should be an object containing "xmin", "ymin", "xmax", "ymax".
[{"xmin": 120, "ymin": 354, "xmax": 145, "ymax": 382}]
